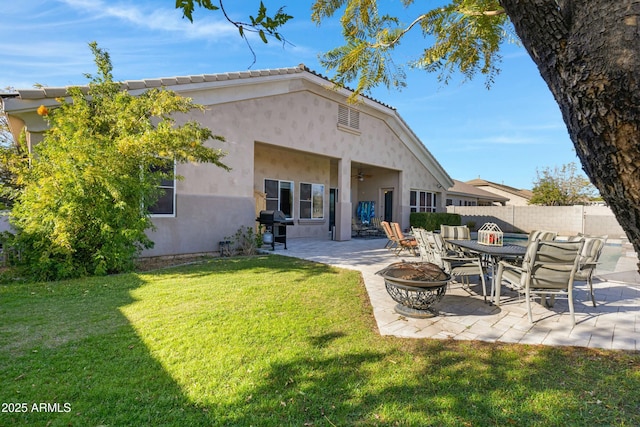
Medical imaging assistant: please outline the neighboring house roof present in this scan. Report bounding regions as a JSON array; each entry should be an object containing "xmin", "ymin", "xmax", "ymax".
[
  {"xmin": 466, "ymin": 178, "xmax": 533, "ymax": 201},
  {"xmin": 1, "ymin": 63, "xmax": 454, "ymax": 190},
  {"xmin": 447, "ymin": 180, "xmax": 510, "ymax": 203}
]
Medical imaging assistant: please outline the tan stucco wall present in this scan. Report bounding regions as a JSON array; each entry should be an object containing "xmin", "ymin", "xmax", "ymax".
[
  {"xmin": 3, "ymin": 73, "xmax": 450, "ymax": 257},
  {"xmin": 146, "ymin": 195, "xmax": 256, "ymax": 257},
  {"xmin": 143, "ymin": 88, "xmax": 446, "ymax": 255},
  {"xmin": 350, "ymin": 169, "xmax": 400, "ymax": 221},
  {"xmin": 254, "ymin": 143, "xmax": 330, "ymax": 239}
]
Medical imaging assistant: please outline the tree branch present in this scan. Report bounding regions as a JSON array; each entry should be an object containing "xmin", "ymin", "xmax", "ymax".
[
  {"xmin": 370, "ymin": 8, "xmax": 506, "ymax": 49},
  {"xmin": 371, "ymin": 13, "xmax": 428, "ymax": 48},
  {"xmin": 177, "ymin": 0, "xmax": 293, "ymax": 68},
  {"xmin": 461, "ymin": 9, "xmax": 506, "ymax": 16},
  {"xmin": 218, "ymin": 0, "xmax": 258, "ymax": 67}
]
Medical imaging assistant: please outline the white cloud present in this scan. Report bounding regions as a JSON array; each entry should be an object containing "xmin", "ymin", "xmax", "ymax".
[{"xmin": 59, "ymin": 0, "xmax": 237, "ymax": 41}]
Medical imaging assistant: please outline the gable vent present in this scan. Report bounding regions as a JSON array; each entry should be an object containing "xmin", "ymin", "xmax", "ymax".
[{"xmin": 338, "ymin": 105, "xmax": 360, "ymax": 131}]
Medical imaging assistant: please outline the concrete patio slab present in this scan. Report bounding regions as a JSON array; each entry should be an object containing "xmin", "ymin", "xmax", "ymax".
[{"xmin": 277, "ymin": 236, "xmax": 640, "ymax": 351}]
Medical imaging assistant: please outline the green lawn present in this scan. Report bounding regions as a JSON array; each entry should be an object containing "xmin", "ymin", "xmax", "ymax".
[{"xmin": 1, "ymin": 255, "xmax": 639, "ymax": 426}]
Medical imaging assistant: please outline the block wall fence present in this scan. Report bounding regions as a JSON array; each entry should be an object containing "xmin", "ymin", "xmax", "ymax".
[{"xmin": 446, "ymin": 205, "xmax": 627, "ymax": 239}]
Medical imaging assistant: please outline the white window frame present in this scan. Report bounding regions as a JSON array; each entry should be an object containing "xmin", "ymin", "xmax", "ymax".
[
  {"xmin": 265, "ymin": 179, "xmax": 294, "ymax": 219},
  {"xmin": 149, "ymin": 159, "xmax": 176, "ymax": 218},
  {"xmin": 299, "ymin": 182, "xmax": 324, "ymax": 220},
  {"xmin": 410, "ymin": 190, "xmax": 437, "ymax": 213}
]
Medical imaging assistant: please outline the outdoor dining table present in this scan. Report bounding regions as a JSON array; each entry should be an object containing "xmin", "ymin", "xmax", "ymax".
[{"xmin": 447, "ymin": 239, "xmax": 528, "ymax": 305}]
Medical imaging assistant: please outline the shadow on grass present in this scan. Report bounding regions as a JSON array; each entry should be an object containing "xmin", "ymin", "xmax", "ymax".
[
  {"xmin": 215, "ymin": 339, "xmax": 640, "ymax": 426},
  {"xmin": 1, "ymin": 256, "xmax": 639, "ymax": 426},
  {"xmin": 0, "ymin": 274, "xmax": 214, "ymax": 426},
  {"xmin": 134, "ymin": 258, "xmax": 640, "ymax": 425},
  {"xmin": 0, "ymin": 255, "xmax": 343, "ymax": 426},
  {"xmin": 140, "ymin": 254, "xmax": 340, "ymax": 281}
]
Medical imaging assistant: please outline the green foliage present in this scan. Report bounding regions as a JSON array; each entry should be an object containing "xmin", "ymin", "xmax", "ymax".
[
  {"xmin": 175, "ymin": 0, "xmax": 292, "ymax": 66},
  {"xmin": 0, "ymin": 116, "xmax": 29, "ymax": 210},
  {"xmin": 312, "ymin": 0, "xmax": 514, "ymax": 98},
  {"xmin": 529, "ymin": 162, "xmax": 598, "ymax": 206},
  {"xmin": 410, "ymin": 212, "xmax": 461, "ymax": 230},
  {"xmin": 176, "ymin": 1, "xmax": 510, "ymax": 95},
  {"xmin": 225, "ymin": 226, "xmax": 263, "ymax": 256},
  {"xmin": 8, "ymin": 42, "xmax": 229, "ymax": 281},
  {"xmin": 175, "ymin": 0, "xmax": 219, "ymax": 22},
  {"xmin": 247, "ymin": 1, "xmax": 293, "ymax": 43}
]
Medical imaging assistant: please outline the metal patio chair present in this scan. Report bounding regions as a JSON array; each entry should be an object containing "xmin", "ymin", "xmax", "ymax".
[{"xmin": 495, "ymin": 239, "xmax": 585, "ymax": 325}]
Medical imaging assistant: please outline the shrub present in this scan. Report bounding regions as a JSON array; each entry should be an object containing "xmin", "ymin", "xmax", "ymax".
[
  {"xmin": 226, "ymin": 226, "xmax": 263, "ymax": 256},
  {"xmin": 409, "ymin": 212, "xmax": 461, "ymax": 231},
  {"xmin": 8, "ymin": 43, "xmax": 228, "ymax": 281}
]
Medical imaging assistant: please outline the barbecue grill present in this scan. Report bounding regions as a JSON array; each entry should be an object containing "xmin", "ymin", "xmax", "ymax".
[{"xmin": 256, "ymin": 210, "xmax": 294, "ymax": 250}]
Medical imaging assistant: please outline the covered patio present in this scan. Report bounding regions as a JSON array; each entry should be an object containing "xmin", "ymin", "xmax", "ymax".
[{"xmin": 280, "ymin": 236, "xmax": 640, "ymax": 350}]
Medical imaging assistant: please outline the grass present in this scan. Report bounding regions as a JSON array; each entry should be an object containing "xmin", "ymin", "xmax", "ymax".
[{"xmin": 1, "ymin": 254, "xmax": 639, "ymax": 426}]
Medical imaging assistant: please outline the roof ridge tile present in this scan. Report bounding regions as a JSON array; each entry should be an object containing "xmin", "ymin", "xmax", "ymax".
[{"xmin": 4, "ymin": 63, "xmax": 393, "ymax": 109}]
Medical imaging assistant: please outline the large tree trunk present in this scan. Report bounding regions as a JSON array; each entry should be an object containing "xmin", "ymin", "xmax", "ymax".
[{"xmin": 500, "ymin": 0, "xmax": 640, "ymax": 269}]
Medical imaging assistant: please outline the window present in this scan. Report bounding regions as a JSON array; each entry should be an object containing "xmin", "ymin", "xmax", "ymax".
[
  {"xmin": 265, "ymin": 179, "xmax": 293, "ymax": 219},
  {"xmin": 410, "ymin": 190, "xmax": 436, "ymax": 213},
  {"xmin": 149, "ymin": 159, "xmax": 176, "ymax": 216},
  {"xmin": 300, "ymin": 183, "xmax": 324, "ymax": 219}
]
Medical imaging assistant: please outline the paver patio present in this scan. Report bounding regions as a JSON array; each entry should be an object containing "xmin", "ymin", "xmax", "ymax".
[{"xmin": 278, "ymin": 236, "xmax": 639, "ymax": 351}]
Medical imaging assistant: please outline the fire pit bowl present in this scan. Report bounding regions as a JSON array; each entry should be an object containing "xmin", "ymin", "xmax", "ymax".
[{"xmin": 376, "ymin": 262, "xmax": 451, "ymax": 318}]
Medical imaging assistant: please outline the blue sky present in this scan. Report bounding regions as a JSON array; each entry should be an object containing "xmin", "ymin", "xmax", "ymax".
[{"xmin": 0, "ymin": 0, "xmax": 583, "ymax": 189}]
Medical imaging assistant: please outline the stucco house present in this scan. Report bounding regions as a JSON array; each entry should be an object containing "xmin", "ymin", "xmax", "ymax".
[
  {"xmin": 1, "ymin": 64, "xmax": 453, "ymax": 257},
  {"xmin": 466, "ymin": 178, "xmax": 533, "ymax": 206},
  {"xmin": 446, "ymin": 180, "xmax": 509, "ymax": 206}
]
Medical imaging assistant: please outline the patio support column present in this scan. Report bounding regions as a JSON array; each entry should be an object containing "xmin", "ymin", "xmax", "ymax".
[
  {"xmin": 398, "ymin": 170, "xmax": 408, "ymax": 230},
  {"xmin": 335, "ymin": 158, "xmax": 352, "ymax": 241}
]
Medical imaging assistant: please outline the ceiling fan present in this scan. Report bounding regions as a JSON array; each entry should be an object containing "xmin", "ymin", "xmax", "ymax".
[{"xmin": 352, "ymin": 169, "xmax": 373, "ymax": 181}]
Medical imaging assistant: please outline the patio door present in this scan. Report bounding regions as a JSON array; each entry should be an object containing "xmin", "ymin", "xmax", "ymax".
[
  {"xmin": 383, "ymin": 189, "xmax": 393, "ymax": 222},
  {"xmin": 329, "ymin": 188, "xmax": 337, "ymax": 231}
]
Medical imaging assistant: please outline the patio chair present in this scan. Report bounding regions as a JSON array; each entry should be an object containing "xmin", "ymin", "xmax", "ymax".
[
  {"xmin": 440, "ymin": 224, "xmax": 471, "ymax": 240},
  {"xmin": 568, "ymin": 234, "xmax": 608, "ymax": 307},
  {"xmin": 440, "ymin": 224, "xmax": 471, "ymax": 254},
  {"xmin": 381, "ymin": 221, "xmax": 397, "ymax": 250},
  {"xmin": 390, "ymin": 222, "xmax": 418, "ymax": 256},
  {"xmin": 495, "ymin": 239, "xmax": 585, "ymax": 325},
  {"xmin": 370, "ymin": 217, "xmax": 385, "ymax": 237},
  {"xmin": 528, "ymin": 230, "xmax": 557, "ymax": 242},
  {"xmin": 412, "ymin": 227, "xmax": 434, "ymax": 262},
  {"xmin": 503, "ymin": 229, "xmax": 558, "ymax": 268},
  {"xmin": 427, "ymin": 231, "xmax": 487, "ymax": 301},
  {"xmin": 352, "ymin": 218, "xmax": 370, "ymax": 237}
]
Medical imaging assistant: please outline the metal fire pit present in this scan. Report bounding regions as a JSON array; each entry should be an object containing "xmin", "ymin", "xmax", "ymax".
[{"xmin": 376, "ymin": 262, "xmax": 450, "ymax": 318}]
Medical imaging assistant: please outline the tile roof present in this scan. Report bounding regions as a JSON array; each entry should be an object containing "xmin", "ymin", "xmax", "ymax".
[
  {"xmin": 448, "ymin": 179, "xmax": 510, "ymax": 201},
  {"xmin": 466, "ymin": 178, "xmax": 533, "ymax": 199},
  {"xmin": 3, "ymin": 63, "xmax": 395, "ymax": 109}
]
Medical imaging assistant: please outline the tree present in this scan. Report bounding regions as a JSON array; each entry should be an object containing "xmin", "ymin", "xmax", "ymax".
[
  {"xmin": 309, "ymin": 0, "xmax": 640, "ymax": 268},
  {"xmin": 8, "ymin": 42, "xmax": 229, "ymax": 280},
  {"xmin": 530, "ymin": 162, "xmax": 598, "ymax": 206},
  {"xmin": 0, "ymin": 101, "xmax": 29, "ymax": 210}
]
